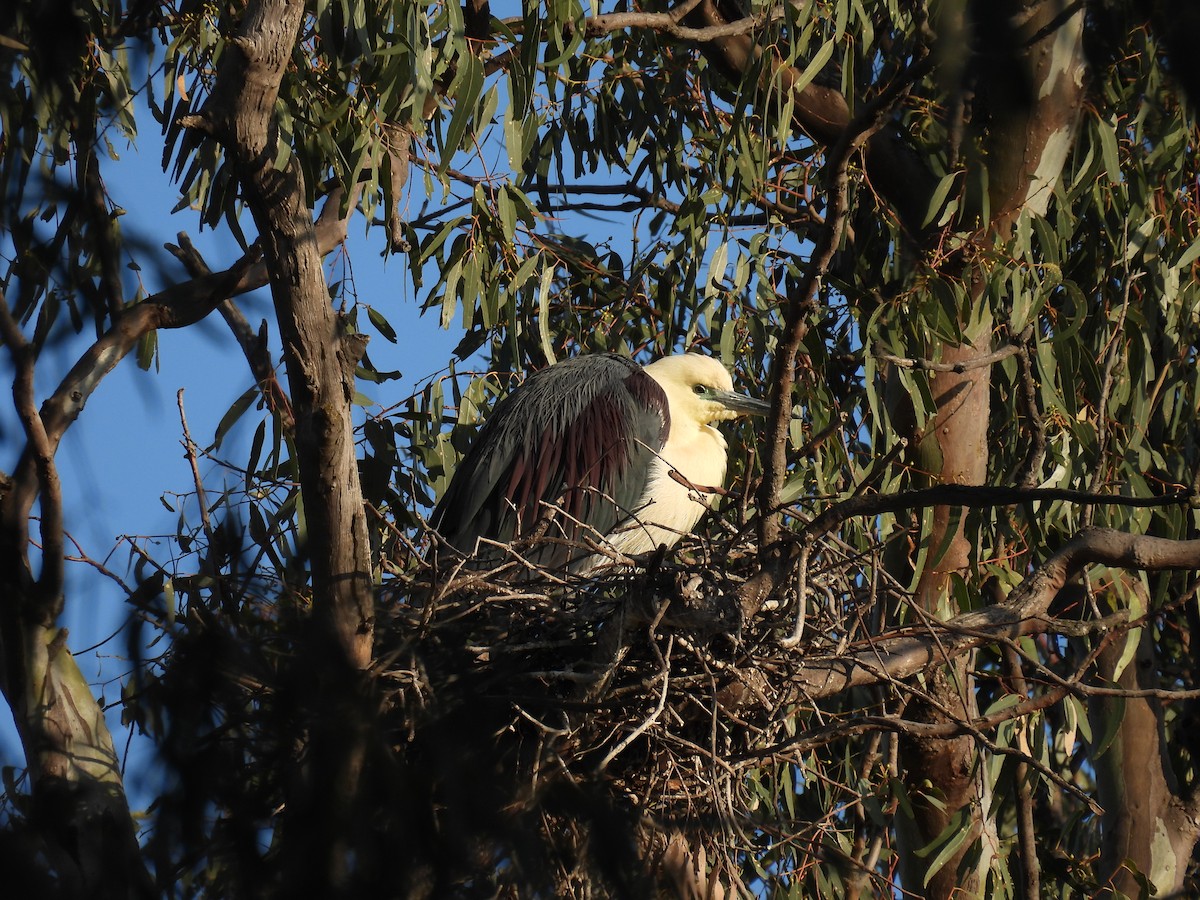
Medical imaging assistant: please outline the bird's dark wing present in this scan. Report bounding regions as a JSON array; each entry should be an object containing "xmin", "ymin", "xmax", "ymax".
[{"xmin": 431, "ymin": 354, "xmax": 670, "ymax": 566}]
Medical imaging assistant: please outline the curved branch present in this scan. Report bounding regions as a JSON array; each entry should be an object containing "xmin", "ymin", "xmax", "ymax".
[
  {"xmin": 874, "ymin": 343, "xmax": 1022, "ymax": 373},
  {"xmin": 3, "ymin": 254, "xmax": 260, "ymax": 529},
  {"xmin": 682, "ymin": 0, "xmax": 939, "ymax": 235},
  {"xmin": 0, "ymin": 291, "xmax": 64, "ymax": 616},
  {"xmin": 5, "ymin": 180, "xmax": 354, "ymax": 538},
  {"xmin": 787, "ymin": 528, "xmax": 1200, "ymax": 699}
]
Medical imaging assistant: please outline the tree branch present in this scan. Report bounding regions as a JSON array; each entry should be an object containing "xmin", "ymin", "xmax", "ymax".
[
  {"xmin": 874, "ymin": 343, "xmax": 1021, "ymax": 373},
  {"xmin": 3, "ymin": 253, "xmax": 260, "ymax": 530},
  {"xmin": 0, "ymin": 289, "xmax": 65, "ymax": 617},
  {"xmin": 757, "ymin": 46, "xmax": 934, "ymax": 552},
  {"xmin": 786, "ymin": 528, "xmax": 1200, "ymax": 699},
  {"xmin": 682, "ymin": 0, "xmax": 939, "ymax": 236},
  {"xmin": 585, "ymin": 0, "xmax": 785, "ymax": 42},
  {"xmin": 4, "ymin": 174, "xmax": 355, "ymax": 534}
]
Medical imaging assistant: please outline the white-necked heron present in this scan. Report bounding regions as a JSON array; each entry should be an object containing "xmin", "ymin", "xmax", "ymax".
[{"xmin": 431, "ymin": 352, "xmax": 768, "ymax": 570}]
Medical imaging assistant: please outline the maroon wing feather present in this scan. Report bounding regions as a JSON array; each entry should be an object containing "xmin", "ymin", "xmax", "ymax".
[{"xmin": 431, "ymin": 354, "xmax": 670, "ymax": 565}]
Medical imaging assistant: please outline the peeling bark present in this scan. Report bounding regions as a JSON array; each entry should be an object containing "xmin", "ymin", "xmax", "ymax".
[{"xmin": 973, "ymin": 0, "xmax": 1088, "ymax": 233}]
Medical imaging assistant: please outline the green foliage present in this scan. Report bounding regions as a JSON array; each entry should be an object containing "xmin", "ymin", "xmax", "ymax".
[{"xmin": 4, "ymin": 0, "xmax": 1200, "ymax": 897}]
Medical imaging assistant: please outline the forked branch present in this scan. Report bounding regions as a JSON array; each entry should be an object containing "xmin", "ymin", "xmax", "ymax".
[{"xmin": 786, "ymin": 527, "xmax": 1200, "ymax": 699}]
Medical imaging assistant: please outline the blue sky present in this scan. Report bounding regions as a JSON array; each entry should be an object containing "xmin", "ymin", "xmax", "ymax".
[{"xmin": 0, "ymin": 102, "xmax": 463, "ymax": 791}]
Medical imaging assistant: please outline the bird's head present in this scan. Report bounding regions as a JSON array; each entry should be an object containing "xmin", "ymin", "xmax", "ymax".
[{"xmin": 645, "ymin": 354, "xmax": 771, "ymax": 427}]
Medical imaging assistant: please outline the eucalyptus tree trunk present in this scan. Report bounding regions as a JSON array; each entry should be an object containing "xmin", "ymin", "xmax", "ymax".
[
  {"xmin": 183, "ymin": 0, "xmax": 377, "ymax": 891},
  {"xmin": 891, "ymin": 342, "xmax": 997, "ymax": 896},
  {"xmin": 890, "ymin": 3, "xmax": 1087, "ymax": 894},
  {"xmin": 0, "ymin": 566, "xmax": 152, "ymax": 898},
  {"xmin": 1, "ymin": 256, "xmax": 153, "ymax": 898},
  {"xmin": 1089, "ymin": 583, "xmax": 1200, "ymax": 896},
  {"xmin": 189, "ymin": 0, "xmax": 375, "ymax": 673}
]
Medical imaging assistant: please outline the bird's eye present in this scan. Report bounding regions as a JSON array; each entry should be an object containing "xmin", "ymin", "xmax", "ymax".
[{"xmin": 692, "ymin": 384, "xmax": 707, "ymax": 395}]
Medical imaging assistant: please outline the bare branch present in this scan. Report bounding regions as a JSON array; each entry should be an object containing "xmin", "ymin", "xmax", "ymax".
[
  {"xmin": 739, "ymin": 683, "xmax": 1067, "ymax": 758},
  {"xmin": 584, "ymin": 0, "xmax": 782, "ymax": 42},
  {"xmin": 786, "ymin": 527, "xmax": 1200, "ymax": 699},
  {"xmin": 0, "ymin": 289, "xmax": 65, "ymax": 615},
  {"xmin": 758, "ymin": 47, "xmax": 934, "ymax": 552},
  {"xmin": 874, "ymin": 342, "xmax": 1021, "ymax": 373},
  {"xmin": 195, "ymin": 0, "xmax": 376, "ymax": 666}
]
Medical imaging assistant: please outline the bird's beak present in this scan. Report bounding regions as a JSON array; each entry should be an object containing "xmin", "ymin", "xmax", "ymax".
[{"xmin": 710, "ymin": 389, "xmax": 771, "ymax": 417}]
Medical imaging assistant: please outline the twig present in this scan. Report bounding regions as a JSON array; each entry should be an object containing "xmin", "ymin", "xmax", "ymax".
[
  {"xmin": 3, "ymin": 249, "xmax": 261, "ymax": 530},
  {"xmin": 72, "ymin": 119, "xmax": 125, "ymax": 321},
  {"xmin": 735, "ymin": 683, "xmax": 1066, "ymax": 758},
  {"xmin": 177, "ymin": 390, "xmax": 215, "ymax": 544},
  {"xmin": 596, "ymin": 634, "xmax": 674, "ymax": 772},
  {"xmin": 873, "ymin": 342, "xmax": 1021, "ymax": 373},
  {"xmin": 847, "ymin": 437, "xmax": 908, "ymax": 501},
  {"xmin": 1014, "ymin": 331, "xmax": 1046, "ymax": 488},
  {"xmin": 779, "ymin": 542, "xmax": 812, "ymax": 648}
]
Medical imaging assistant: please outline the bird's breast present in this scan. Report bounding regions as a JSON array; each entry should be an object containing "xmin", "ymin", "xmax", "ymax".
[{"xmin": 601, "ymin": 426, "xmax": 728, "ymax": 558}]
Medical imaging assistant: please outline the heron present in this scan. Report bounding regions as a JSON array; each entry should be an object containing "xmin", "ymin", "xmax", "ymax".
[{"xmin": 431, "ymin": 352, "xmax": 769, "ymax": 571}]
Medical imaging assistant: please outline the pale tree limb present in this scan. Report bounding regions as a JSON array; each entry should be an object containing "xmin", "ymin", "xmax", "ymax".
[
  {"xmin": 585, "ymin": 0, "xmax": 785, "ymax": 42},
  {"xmin": 0, "ymin": 291, "xmax": 154, "ymax": 896}
]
